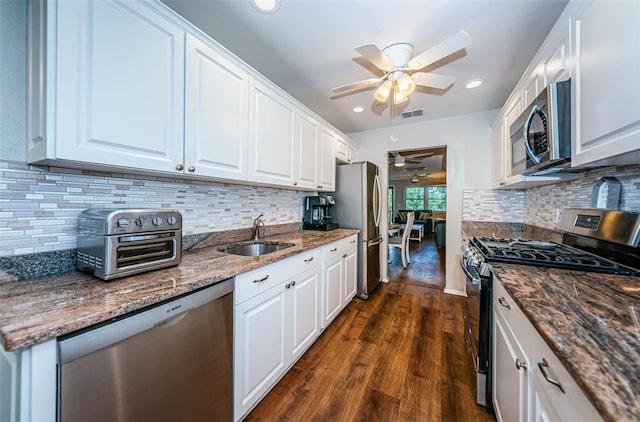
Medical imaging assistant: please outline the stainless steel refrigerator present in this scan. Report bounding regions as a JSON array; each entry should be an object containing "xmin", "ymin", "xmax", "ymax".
[{"xmin": 332, "ymin": 161, "xmax": 382, "ymax": 299}]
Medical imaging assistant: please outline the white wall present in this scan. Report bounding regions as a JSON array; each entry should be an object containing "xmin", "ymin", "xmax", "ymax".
[{"xmin": 349, "ymin": 109, "xmax": 497, "ymax": 295}]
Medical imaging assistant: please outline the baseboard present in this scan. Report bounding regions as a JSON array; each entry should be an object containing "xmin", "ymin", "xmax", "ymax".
[
  {"xmin": 381, "ymin": 277, "xmax": 390, "ymax": 283},
  {"xmin": 444, "ymin": 288, "xmax": 467, "ymax": 297}
]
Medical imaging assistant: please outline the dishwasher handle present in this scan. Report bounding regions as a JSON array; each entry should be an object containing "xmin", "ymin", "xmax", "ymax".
[{"xmin": 59, "ymin": 278, "xmax": 233, "ymax": 364}]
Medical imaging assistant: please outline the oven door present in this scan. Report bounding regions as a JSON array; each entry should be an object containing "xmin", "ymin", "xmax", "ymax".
[{"xmin": 461, "ymin": 254, "xmax": 493, "ymax": 410}]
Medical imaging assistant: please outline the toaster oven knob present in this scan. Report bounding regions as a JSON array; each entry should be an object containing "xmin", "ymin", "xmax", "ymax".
[
  {"xmin": 135, "ymin": 217, "xmax": 147, "ymax": 227},
  {"xmin": 167, "ymin": 216, "xmax": 177, "ymax": 225},
  {"xmin": 152, "ymin": 216, "xmax": 163, "ymax": 226},
  {"xmin": 117, "ymin": 218, "xmax": 130, "ymax": 228}
]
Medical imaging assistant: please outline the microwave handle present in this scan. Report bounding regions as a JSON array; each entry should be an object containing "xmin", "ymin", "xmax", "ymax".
[{"xmin": 523, "ymin": 105, "xmax": 544, "ymax": 165}]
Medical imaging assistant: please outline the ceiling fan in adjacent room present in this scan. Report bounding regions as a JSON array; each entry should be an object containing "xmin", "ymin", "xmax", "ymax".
[
  {"xmin": 390, "ymin": 151, "xmax": 434, "ymax": 167},
  {"xmin": 332, "ymin": 30, "xmax": 472, "ymax": 104}
]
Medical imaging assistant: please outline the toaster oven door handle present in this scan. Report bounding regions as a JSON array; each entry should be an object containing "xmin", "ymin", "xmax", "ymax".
[{"xmin": 119, "ymin": 233, "xmax": 173, "ymax": 242}]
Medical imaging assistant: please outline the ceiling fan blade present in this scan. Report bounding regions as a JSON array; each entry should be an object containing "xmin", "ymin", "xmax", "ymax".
[
  {"xmin": 405, "ymin": 152, "xmax": 434, "ymax": 159},
  {"xmin": 407, "ymin": 30, "xmax": 472, "ymax": 70},
  {"xmin": 332, "ymin": 77, "xmax": 383, "ymax": 93},
  {"xmin": 355, "ymin": 44, "xmax": 394, "ymax": 71},
  {"xmin": 413, "ymin": 73, "xmax": 456, "ymax": 90}
]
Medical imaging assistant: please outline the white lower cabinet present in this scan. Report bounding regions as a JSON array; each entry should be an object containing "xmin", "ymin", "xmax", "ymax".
[
  {"xmin": 233, "ymin": 249, "xmax": 321, "ymax": 421},
  {"xmin": 493, "ymin": 279, "xmax": 601, "ymax": 422},
  {"xmin": 322, "ymin": 235, "xmax": 358, "ymax": 328}
]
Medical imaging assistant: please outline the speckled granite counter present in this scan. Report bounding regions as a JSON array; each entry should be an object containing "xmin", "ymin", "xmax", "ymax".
[
  {"xmin": 463, "ymin": 221, "xmax": 640, "ymax": 422},
  {"xmin": 0, "ymin": 229, "xmax": 358, "ymax": 352}
]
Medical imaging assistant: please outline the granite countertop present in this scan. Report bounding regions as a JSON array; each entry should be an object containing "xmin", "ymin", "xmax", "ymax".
[
  {"xmin": 0, "ymin": 229, "xmax": 358, "ymax": 352},
  {"xmin": 461, "ymin": 221, "xmax": 639, "ymax": 421},
  {"xmin": 492, "ymin": 264, "xmax": 640, "ymax": 422}
]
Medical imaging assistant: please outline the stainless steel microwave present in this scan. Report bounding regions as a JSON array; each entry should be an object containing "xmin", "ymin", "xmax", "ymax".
[{"xmin": 510, "ymin": 79, "xmax": 571, "ymax": 176}]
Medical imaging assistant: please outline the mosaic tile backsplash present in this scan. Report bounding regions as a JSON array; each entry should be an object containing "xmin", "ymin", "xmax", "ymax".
[
  {"xmin": 463, "ymin": 164, "xmax": 640, "ymax": 228},
  {"xmin": 0, "ymin": 161, "xmax": 306, "ymax": 256}
]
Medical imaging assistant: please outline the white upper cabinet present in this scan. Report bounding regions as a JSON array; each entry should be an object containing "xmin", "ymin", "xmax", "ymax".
[
  {"xmin": 335, "ymin": 136, "xmax": 357, "ymax": 164},
  {"xmin": 29, "ymin": 0, "xmax": 185, "ymax": 172},
  {"xmin": 28, "ymin": 0, "xmax": 346, "ymax": 191},
  {"xmin": 294, "ymin": 114, "xmax": 320, "ymax": 190},
  {"xmin": 184, "ymin": 34, "xmax": 249, "ymax": 179},
  {"xmin": 248, "ymin": 79, "xmax": 296, "ymax": 186},
  {"xmin": 571, "ymin": 1, "xmax": 640, "ymax": 167},
  {"xmin": 318, "ymin": 129, "xmax": 336, "ymax": 191}
]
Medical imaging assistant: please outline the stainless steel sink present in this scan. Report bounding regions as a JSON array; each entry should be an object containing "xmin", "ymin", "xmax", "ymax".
[{"xmin": 218, "ymin": 241, "xmax": 294, "ymax": 257}]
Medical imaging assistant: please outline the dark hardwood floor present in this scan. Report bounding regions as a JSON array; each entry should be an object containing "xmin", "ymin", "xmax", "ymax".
[{"xmin": 245, "ymin": 234, "xmax": 495, "ymax": 421}]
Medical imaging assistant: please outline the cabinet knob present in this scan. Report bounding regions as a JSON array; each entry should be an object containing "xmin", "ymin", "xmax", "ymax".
[
  {"xmin": 515, "ymin": 359, "xmax": 527, "ymax": 370},
  {"xmin": 293, "ymin": 181, "xmax": 298, "ymax": 186},
  {"xmin": 175, "ymin": 163, "xmax": 184, "ymax": 171},
  {"xmin": 330, "ymin": 248, "xmax": 338, "ymax": 252},
  {"xmin": 285, "ymin": 281, "xmax": 295, "ymax": 289},
  {"xmin": 317, "ymin": 185, "xmax": 323, "ymax": 189},
  {"xmin": 188, "ymin": 166, "xmax": 196, "ymax": 173},
  {"xmin": 342, "ymin": 254, "xmax": 348, "ymax": 258}
]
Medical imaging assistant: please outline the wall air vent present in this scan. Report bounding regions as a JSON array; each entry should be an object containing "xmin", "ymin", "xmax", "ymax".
[{"xmin": 401, "ymin": 109, "xmax": 424, "ymax": 119}]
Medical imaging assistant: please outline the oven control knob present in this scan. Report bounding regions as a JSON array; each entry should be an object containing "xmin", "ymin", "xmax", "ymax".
[
  {"xmin": 152, "ymin": 216, "xmax": 163, "ymax": 226},
  {"xmin": 167, "ymin": 216, "xmax": 177, "ymax": 225},
  {"xmin": 117, "ymin": 218, "xmax": 130, "ymax": 228},
  {"xmin": 135, "ymin": 217, "xmax": 147, "ymax": 227}
]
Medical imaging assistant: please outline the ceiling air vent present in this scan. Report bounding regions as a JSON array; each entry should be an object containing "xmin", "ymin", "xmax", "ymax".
[{"xmin": 401, "ymin": 109, "xmax": 423, "ymax": 119}]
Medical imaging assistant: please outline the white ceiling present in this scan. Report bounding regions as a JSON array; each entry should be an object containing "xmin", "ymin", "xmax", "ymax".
[{"xmin": 162, "ymin": 0, "xmax": 568, "ymax": 135}]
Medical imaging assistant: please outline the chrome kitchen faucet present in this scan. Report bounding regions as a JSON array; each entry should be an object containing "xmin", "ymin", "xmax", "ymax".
[{"xmin": 253, "ymin": 214, "xmax": 265, "ymax": 241}]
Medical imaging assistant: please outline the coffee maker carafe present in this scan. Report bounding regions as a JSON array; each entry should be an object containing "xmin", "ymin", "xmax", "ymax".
[{"xmin": 303, "ymin": 196, "xmax": 338, "ymax": 231}]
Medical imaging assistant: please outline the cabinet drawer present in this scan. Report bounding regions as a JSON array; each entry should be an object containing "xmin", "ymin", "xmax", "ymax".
[
  {"xmin": 234, "ymin": 249, "xmax": 320, "ymax": 305},
  {"xmin": 322, "ymin": 235, "xmax": 357, "ymax": 262}
]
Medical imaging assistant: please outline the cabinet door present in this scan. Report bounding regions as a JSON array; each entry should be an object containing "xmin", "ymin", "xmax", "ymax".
[
  {"xmin": 323, "ymin": 258, "xmax": 343, "ymax": 327},
  {"xmin": 318, "ymin": 129, "xmax": 336, "ymax": 191},
  {"xmin": 491, "ymin": 117, "xmax": 507, "ymax": 188},
  {"xmin": 493, "ymin": 312, "xmax": 528, "ymax": 422},
  {"xmin": 287, "ymin": 268, "xmax": 320, "ymax": 361},
  {"xmin": 54, "ymin": 1, "xmax": 185, "ymax": 172},
  {"xmin": 248, "ymin": 80, "xmax": 296, "ymax": 186},
  {"xmin": 543, "ymin": 20, "xmax": 570, "ymax": 86},
  {"xmin": 531, "ymin": 370, "xmax": 561, "ymax": 422},
  {"xmin": 343, "ymin": 247, "xmax": 357, "ymax": 303},
  {"xmin": 184, "ymin": 35, "xmax": 248, "ymax": 179},
  {"xmin": 234, "ymin": 285, "xmax": 287, "ymax": 419},
  {"xmin": 572, "ymin": 1, "xmax": 640, "ymax": 167},
  {"xmin": 295, "ymin": 114, "xmax": 319, "ymax": 189}
]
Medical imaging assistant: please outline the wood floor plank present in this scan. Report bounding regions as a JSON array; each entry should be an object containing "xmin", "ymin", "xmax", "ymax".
[{"xmin": 245, "ymin": 235, "xmax": 495, "ymax": 422}]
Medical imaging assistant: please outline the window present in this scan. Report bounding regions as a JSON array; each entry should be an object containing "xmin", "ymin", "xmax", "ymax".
[
  {"xmin": 404, "ymin": 186, "xmax": 446, "ymax": 211},
  {"xmin": 404, "ymin": 187, "xmax": 425, "ymax": 210},
  {"xmin": 428, "ymin": 186, "xmax": 446, "ymax": 211},
  {"xmin": 388, "ymin": 186, "xmax": 394, "ymax": 222}
]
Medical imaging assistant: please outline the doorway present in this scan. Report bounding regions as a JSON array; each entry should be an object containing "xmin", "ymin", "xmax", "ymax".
[{"xmin": 387, "ymin": 147, "xmax": 447, "ymax": 287}]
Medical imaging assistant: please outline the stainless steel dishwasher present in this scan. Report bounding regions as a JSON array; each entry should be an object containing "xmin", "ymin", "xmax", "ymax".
[{"xmin": 58, "ymin": 278, "xmax": 233, "ymax": 422}]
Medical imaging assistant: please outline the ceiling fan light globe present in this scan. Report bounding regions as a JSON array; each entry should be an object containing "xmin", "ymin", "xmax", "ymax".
[
  {"xmin": 374, "ymin": 80, "xmax": 392, "ymax": 102},
  {"xmin": 393, "ymin": 156, "xmax": 406, "ymax": 167},
  {"xmin": 393, "ymin": 91, "xmax": 408, "ymax": 104},
  {"xmin": 397, "ymin": 74, "xmax": 416, "ymax": 95},
  {"xmin": 411, "ymin": 175, "xmax": 419, "ymax": 183}
]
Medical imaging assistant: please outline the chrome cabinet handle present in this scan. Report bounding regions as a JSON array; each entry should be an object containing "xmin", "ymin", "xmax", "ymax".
[
  {"xmin": 253, "ymin": 275, "xmax": 269, "ymax": 283},
  {"xmin": 175, "ymin": 163, "xmax": 184, "ymax": 171},
  {"xmin": 498, "ymin": 297, "xmax": 511, "ymax": 309},
  {"xmin": 330, "ymin": 247, "xmax": 338, "ymax": 252},
  {"xmin": 342, "ymin": 254, "xmax": 348, "ymax": 258},
  {"xmin": 304, "ymin": 257, "xmax": 314, "ymax": 262},
  {"xmin": 285, "ymin": 280, "xmax": 296, "ymax": 289},
  {"xmin": 515, "ymin": 359, "xmax": 527, "ymax": 370},
  {"xmin": 538, "ymin": 359, "xmax": 565, "ymax": 393},
  {"xmin": 188, "ymin": 166, "xmax": 195, "ymax": 173}
]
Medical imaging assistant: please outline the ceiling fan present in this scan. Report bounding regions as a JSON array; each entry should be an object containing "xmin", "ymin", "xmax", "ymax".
[
  {"xmin": 332, "ymin": 30, "xmax": 472, "ymax": 104},
  {"xmin": 391, "ymin": 151, "xmax": 434, "ymax": 167},
  {"xmin": 410, "ymin": 171, "xmax": 432, "ymax": 183}
]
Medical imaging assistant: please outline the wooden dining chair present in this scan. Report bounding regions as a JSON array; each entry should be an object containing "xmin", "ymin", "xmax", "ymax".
[{"xmin": 389, "ymin": 211, "xmax": 414, "ymax": 268}]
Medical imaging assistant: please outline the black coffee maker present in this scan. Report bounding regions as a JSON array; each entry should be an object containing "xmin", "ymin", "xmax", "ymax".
[{"xmin": 303, "ymin": 196, "xmax": 338, "ymax": 231}]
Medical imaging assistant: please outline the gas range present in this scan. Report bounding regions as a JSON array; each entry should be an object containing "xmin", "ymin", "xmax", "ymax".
[
  {"xmin": 464, "ymin": 209, "xmax": 640, "ymax": 278},
  {"xmin": 469, "ymin": 236, "xmax": 639, "ymax": 276}
]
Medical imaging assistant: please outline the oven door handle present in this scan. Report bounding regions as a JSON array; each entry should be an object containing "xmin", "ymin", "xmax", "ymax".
[
  {"xmin": 119, "ymin": 232, "xmax": 174, "ymax": 242},
  {"xmin": 460, "ymin": 255, "xmax": 481, "ymax": 284}
]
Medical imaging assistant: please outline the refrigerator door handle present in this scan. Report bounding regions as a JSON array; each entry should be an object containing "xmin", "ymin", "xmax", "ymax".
[
  {"xmin": 368, "ymin": 237, "xmax": 383, "ymax": 247},
  {"xmin": 372, "ymin": 174, "xmax": 381, "ymax": 228}
]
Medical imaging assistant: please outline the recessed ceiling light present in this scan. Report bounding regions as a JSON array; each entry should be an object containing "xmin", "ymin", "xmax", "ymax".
[
  {"xmin": 250, "ymin": 0, "xmax": 280, "ymax": 13},
  {"xmin": 353, "ymin": 106, "xmax": 365, "ymax": 113},
  {"xmin": 465, "ymin": 79, "xmax": 483, "ymax": 89}
]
